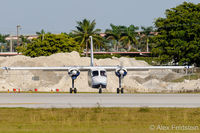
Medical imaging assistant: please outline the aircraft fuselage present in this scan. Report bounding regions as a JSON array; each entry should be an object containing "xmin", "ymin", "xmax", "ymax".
[{"xmin": 88, "ymin": 68, "xmax": 107, "ymax": 89}]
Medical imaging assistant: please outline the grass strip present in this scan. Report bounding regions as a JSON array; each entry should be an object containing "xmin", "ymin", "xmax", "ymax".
[{"xmin": 0, "ymin": 108, "xmax": 199, "ymax": 133}]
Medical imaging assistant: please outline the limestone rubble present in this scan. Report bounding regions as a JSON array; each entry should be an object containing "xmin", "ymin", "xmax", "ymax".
[{"xmin": 0, "ymin": 51, "xmax": 198, "ymax": 93}]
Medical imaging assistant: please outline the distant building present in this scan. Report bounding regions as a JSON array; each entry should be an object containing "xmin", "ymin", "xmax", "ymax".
[
  {"xmin": 4, "ymin": 35, "xmax": 38, "ymax": 53},
  {"xmin": 5, "ymin": 35, "xmax": 38, "ymax": 41}
]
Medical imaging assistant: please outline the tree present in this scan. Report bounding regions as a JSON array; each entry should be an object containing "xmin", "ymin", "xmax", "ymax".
[
  {"xmin": 19, "ymin": 33, "xmax": 80, "ymax": 57},
  {"xmin": 72, "ymin": 19, "xmax": 102, "ymax": 56},
  {"xmin": 140, "ymin": 26, "xmax": 154, "ymax": 52},
  {"xmin": 16, "ymin": 35, "xmax": 31, "ymax": 53},
  {"xmin": 105, "ymin": 24, "xmax": 125, "ymax": 51},
  {"xmin": 0, "ymin": 34, "xmax": 9, "ymax": 52},
  {"xmin": 152, "ymin": 2, "xmax": 200, "ymax": 66},
  {"xmin": 120, "ymin": 25, "xmax": 139, "ymax": 51},
  {"xmin": 36, "ymin": 29, "xmax": 46, "ymax": 35},
  {"xmin": 36, "ymin": 29, "xmax": 47, "ymax": 41},
  {"xmin": 0, "ymin": 34, "xmax": 9, "ymax": 43}
]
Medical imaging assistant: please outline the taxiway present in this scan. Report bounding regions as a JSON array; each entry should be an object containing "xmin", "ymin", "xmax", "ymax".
[{"xmin": 0, "ymin": 93, "xmax": 199, "ymax": 108}]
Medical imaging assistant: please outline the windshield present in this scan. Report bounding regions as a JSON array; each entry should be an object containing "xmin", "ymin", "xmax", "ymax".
[
  {"xmin": 92, "ymin": 71, "xmax": 99, "ymax": 77},
  {"xmin": 100, "ymin": 71, "xmax": 106, "ymax": 76}
]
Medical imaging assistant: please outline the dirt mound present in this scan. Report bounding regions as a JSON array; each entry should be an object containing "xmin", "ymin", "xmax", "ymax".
[{"xmin": 0, "ymin": 51, "xmax": 198, "ymax": 92}]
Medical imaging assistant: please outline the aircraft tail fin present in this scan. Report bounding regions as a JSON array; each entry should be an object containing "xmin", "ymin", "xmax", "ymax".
[{"xmin": 90, "ymin": 36, "xmax": 94, "ymax": 67}]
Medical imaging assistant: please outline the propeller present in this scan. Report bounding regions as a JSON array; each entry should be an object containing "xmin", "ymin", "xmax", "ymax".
[
  {"xmin": 68, "ymin": 69, "xmax": 80, "ymax": 80},
  {"xmin": 115, "ymin": 58, "xmax": 127, "ymax": 78}
]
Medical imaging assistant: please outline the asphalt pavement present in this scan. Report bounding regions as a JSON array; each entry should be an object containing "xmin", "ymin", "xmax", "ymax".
[{"xmin": 0, "ymin": 93, "xmax": 199, "ymax": 108}]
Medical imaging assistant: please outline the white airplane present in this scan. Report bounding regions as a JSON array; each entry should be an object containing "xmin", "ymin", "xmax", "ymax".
[{"xmin": 2, "ymin": 36, "xmax": 193, "ymax": 94}]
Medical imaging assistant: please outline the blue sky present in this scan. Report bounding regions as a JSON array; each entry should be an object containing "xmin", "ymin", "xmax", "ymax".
[{"xmin": 0, "ymin": 0, "xmax": 199, "ymax": 34}]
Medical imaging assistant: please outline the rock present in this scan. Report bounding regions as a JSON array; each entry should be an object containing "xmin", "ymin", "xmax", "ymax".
[{"xmin": 0, "ymin": 51, "xmax": 198, "ymax": 92}]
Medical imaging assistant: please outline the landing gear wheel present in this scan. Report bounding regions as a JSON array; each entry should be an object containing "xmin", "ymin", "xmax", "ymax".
[
  {"xmin": 74, "ymin": 88, "xmax": 77, "ymax": 93},
  {"xmin": 117, "ymin": 88, "xmax": 120, "ymax": 94},
  {"xmin": 70, "ymin": 88, "xmax": 73, "ymax": 93},
  {"xmin": 99, "ymin": 88, "xmax": 102, "ymax": 94},
  {"xmin": 121, "ymin": 88, "xmax": 124, "ymax": 94}
]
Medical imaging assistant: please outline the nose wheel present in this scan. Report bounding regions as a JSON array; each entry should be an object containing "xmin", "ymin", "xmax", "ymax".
[{"xmin": 99, "ymin": 85, "xmax": 102, "ymax": 94}]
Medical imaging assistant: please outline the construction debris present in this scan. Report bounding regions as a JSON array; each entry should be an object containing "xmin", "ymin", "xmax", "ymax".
[{"xmin": 0, "ymin": 51, "xmax": 198, "ymax": 93}]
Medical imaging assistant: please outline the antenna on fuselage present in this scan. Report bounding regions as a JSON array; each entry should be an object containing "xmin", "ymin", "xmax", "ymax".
[{"xmin": 89, "ymin": 36, "xmax": 94, "ymax": 67}]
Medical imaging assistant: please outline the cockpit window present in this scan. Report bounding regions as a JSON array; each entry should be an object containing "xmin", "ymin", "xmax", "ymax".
[
  {"xmin": 100, "ymin": 71, "xmax": 106, "ymax": 76},
  {"xmin": 92, "ymin": 71, "xmax": 99, "ymax": 76}
]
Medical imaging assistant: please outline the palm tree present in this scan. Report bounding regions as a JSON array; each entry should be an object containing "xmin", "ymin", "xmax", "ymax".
[
  {"xmin": 105, "ymin": 24, "xmax": 126, "ymax": 52},
  {"xmin": 36, "ymin": 29, "xmax": 46, "ymax": 41},
  {"xmin": 36, "ymin": 29, "xmax": 44, "ymax": 34},
  {"xmin": 140, "ymin": 26, "xmax": 154, "ymax": 52},
  {"xmin": 120, "ymin": 25, "xmax": 139, "ymax": 51},
  {"xmin": 72, "ymin": 19, "xmax": 102, "ymax": 56}
]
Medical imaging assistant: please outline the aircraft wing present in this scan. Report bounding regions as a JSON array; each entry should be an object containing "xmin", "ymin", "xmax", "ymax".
[
  {"xmin": 95, "ymin": 66, "xmax": 193, "ymax": 71},
  {"xmin": 124, "ymin": 66, "xmax": 192, "ymax": 71},
  {"xmin": 1, "ymin": 66, "xmax": 92, "ymax": 71},
  {"xmin": 1, "ymin": 66, "xmax": 193, "ymax": 71}
]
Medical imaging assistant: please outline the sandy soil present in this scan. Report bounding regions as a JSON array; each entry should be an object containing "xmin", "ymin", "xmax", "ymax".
[{"xmin": 0, "ymin": 51, "xmax": 198, "ymax": 92}]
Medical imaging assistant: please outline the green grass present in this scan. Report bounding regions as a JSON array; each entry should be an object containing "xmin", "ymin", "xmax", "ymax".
[{"xmin": 0, "ymin": 108, "xmax": 199, "ymax": 133}]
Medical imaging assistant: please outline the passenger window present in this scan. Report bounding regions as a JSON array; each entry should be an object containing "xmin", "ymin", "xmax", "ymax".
[
  {"xmin": 100, "ymin": 71, "xmax": 106, "ymax": 76},
  {"xmin": 92, "ymin": 71, "xmax": 99, "ymax": 76}
]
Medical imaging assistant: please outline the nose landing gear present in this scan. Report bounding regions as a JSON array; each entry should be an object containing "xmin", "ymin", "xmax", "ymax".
[{"xmin": 99, "ymin": 85, "xmax": 102, "ymax": 94}]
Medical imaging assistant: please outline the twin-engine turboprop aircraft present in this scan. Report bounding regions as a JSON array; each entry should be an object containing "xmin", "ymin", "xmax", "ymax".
[{"xmin": 2, "ymin": 36, "xmax": 193, "ymax": 93}]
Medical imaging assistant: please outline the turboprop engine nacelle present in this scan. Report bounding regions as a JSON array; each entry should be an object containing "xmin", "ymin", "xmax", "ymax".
[
  {"xmin": 115, "ymin": 68, "xmax": 127, "ymax": 78},
  {"xmin": 68, "ymin": 69, "xmax": 80, "ymax": 80}
]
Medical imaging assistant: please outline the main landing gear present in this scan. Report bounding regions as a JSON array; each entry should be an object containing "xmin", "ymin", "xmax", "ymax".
[
  {"xmin": 116, "ymin": 76, "xmax": 124, "ymax": 94},
  {"xmin": 70, "ymin": 78, "xmax": 77, "ymax": 93},
  {"xmin": 117, "ymin": 88, "xmax": 124, "ymax": 94},
  {"xmin": 115, "ymin": 68, "xmax": 127, "ymax": 94},
  {"xmin": 68, "ymin": 69, "xmax": 80, "ymax": 94}
]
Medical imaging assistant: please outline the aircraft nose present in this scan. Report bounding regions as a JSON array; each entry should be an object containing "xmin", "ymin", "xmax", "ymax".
[{"xmin": 93, "ymin": 76, "xmax": 107, "ymax": 84}]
